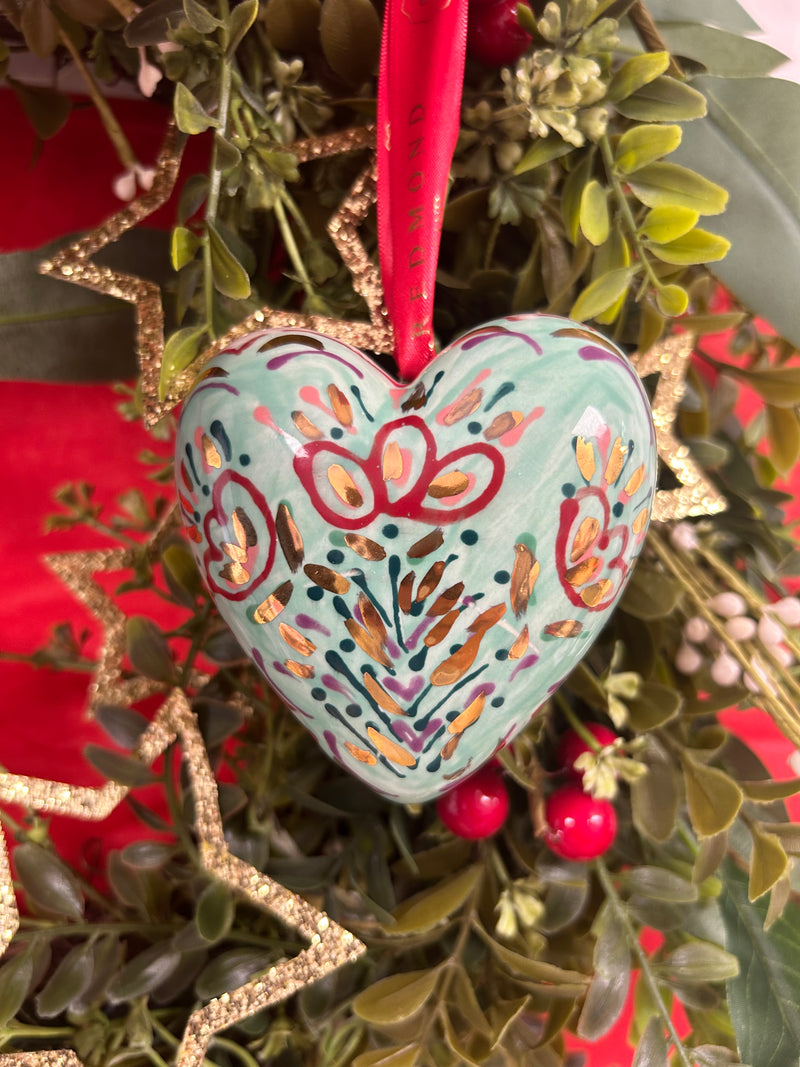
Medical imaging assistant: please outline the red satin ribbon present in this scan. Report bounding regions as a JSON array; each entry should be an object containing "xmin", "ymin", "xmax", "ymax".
[{"xmin": 377, "ymin": 0, "xmax": 468, "ymax": 381}]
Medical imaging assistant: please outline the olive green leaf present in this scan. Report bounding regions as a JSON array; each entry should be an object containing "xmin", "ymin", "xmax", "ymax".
[
  {"xmin": 84, "ymin": 745, "xmax": 157, "ymax": 788},
  {"xmin": 352, "ymin": 1048, "xmax": 420, "ymax": 1067},
  {"xmin": 632, "ymin": 1015, "xmax": 668, "ymax": 1067},
  {"xmin": 627, "ymin": 867, "xmax": 697, "ymax": 903},
  {"xmin": 631, "ymin": 740, "xmax": 680, "ymax": 843},
  {"xmin": 661, "ymin": 941, "xmax": 739, "ymax": 984},
  {"xmin": 159, "ymin": 324, "xmax": 207, "ymax": 399},
  {"xmin": 182, "ymin": 0, "xmax": 221, "ymax": 34},
  {"xmin": 740, "ymin": 777, "xmax": 800, "ymax": 803},
  {"xmin": 226, "ymin": 0, "xmax": 258, "ymax": 56},
  {"xmin": 577, "ymin": 903, "xmax": 631, "ymax": 1040},
  {"xmin": 384, "ymin": 865, "xmax": 481, "ymax": 936},
  {"xmin": 174, "ymin": 82, "xmax": 219, "ymax": 135},
  {"xmin": 645, "ymin": 0, "xmax": 758, "ymax": 33},
  {"xmin": 653, "ymin": 21, "xmax": 788, "ymax": 78},
  {"xmin": 765, "ymin": 405, "xmax": 800, "ymax": 476},
  {"xmin": 107, "ymin": 943, "xmax": 182, "ymax": 1003},
  {"xmin": 352, "ymin": 968, "xmax": 440, "ymax": 1025},
  {"xmin": 0, "ymin": 951, "xmax": 35, "ymax": 1027},
  {"xmin": 615, "ymin": 76, "xmax": 707, "ymax": 122},
  {"xmin": 748, "ymin": 825, "xmax": 788, "ymax": 902},
  {"xmin": 126, "ymin": 616, "xmax": 175, "ymax": 682},
  {"xmin": 320, "ymin": 0, "xmax": 381, "ymax": 86},
  {"xmin": 207, "ymin": 220, "xmax": 252, "ymax": 299},
  {"xmin": 682, "ymin": 755, "xmax": 743, "ymax": 837},
  {"xmin": 35, "ymin": 941, "xmax": 95, "ymax": 1017},
  {"xmin": 8, "ymin": 78, "xmax": 71, "ymax": 140},
  {"xmin": 196, "ymin": 879, "xmax": 235, "ymax": 943},
  {"xmin": 720, "ymin": 859, "xmax": 800, "ymax": 1067},
  {"xmin": 14, "ymin": 842, "xmax": 84, "ymax": 920},
  {"xmin": 514, "ymin": 138, "xmax": 573, "ymax": 176},
  {"xmin": 721, "ymin": 364, "xmax": 800, "ymax": 409},
  {"xmin": 170, "ymin": 226, "xmax": 201, "ymax": 271}
]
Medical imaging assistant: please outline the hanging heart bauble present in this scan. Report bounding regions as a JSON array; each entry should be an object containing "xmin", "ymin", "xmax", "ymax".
[{"xmin": 176, "ymin": 314, "xmax": 657, "ymax": 802}]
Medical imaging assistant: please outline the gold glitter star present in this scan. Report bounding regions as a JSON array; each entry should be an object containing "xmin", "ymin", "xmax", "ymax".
[
  {"xmin": 633, "ymin": 332, "xmax": 727, "ymax": 523},
  {"xmin": 44, "ymin": 507, "xmax": 182, "ymax": 714},
  {"xmin": 38, "ymin": 123, "xmax": 185, "ymax": 430},
  {"xmin": 0, "ymin": 689, "xmax": 366, "ymax": 1067},
  {"xmin": 168, "ymin": 126, "xmax": 393, "ymax": 413}
]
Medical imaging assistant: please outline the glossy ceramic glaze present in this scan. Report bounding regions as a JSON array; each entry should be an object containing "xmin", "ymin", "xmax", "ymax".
[{"xmin": 176, "ymin": 314, "xmax": 656, "ymax": 802}]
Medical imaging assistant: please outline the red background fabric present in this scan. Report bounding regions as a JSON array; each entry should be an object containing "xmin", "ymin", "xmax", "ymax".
[{"xmin": 1, "ymin": 86, "xmax": 797, "ymax": 1063}]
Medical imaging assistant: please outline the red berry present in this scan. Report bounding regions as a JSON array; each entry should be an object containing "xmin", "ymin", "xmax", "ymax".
[
  {"xmin": 468, "ymin": 0, "xmax": 532, "ymax": 67},
  {"xmin": 437, "ymin": 764, "xmax": 510, "ymax": 839},
  {"xmin": 557, "ymin": 724, "xmax": 618, "ymax": 778},
  {"xmin": 543, "ymin": 785, "xmax": 617, "ymax": 861}
]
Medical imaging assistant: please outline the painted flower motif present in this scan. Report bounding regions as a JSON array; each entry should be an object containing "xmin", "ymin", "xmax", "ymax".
[{"xmin": 555, "ymin": 409, "xmax": 650, "ymax": 612}]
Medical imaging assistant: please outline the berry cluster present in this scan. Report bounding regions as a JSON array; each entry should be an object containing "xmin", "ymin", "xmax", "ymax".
[
  {"xmin": 436, "ymin": 724, "xmax": 620, "ymax": 862},
  {"xmin": 676, "ymin": 592, "xmax": 800, "ymax": 692}
]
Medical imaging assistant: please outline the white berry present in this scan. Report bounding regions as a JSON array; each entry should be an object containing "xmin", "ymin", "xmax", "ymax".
[
  {"xmin": 725, "ymin": 615, "xmax": 757, "ymax": 641},
  {"xmin": 767, "ymin": 597, "xmax": 800, "ymax": 627},
  {"xmin": 670, "ymin": 523, "xmax": 699, "ymax": 552},
  {"xmin": 683, "ymin": 616, "xmax": 710, "ymax": 643},
  {"xmin": 675, "ymin": 643, "xmax": 703, "ymax": 675},
  {"xmin": 710, "ymin": 653, "xmax": 741, "ymax": 687},
  {"xmin": 758, "ymin": 613, "xmax": 784, "ymax": 647},
  {"xmin": 707, "ymin": 592, "xmax": 747, "ymax": 618}
]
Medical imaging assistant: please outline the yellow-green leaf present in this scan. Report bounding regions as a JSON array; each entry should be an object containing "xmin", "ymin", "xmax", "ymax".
[
  {"xmin": 561, "ymin": 151, "xmax": 594, "ymax": 244},
  {"xmin": 682, "ymin": 755, "xmax": 743, "ymax": 837},
  {"xmin": 515, "ymin": 137, "xmax": 573, "ymax": 176},
  {"xmin": 384, "ymin": 865, "xmax": 480, "ymax": 936},
  {"xmin": 592, "ymin": 228, "xmax": 631, "ymax": 326},
  {"xmin": 741, "ymin": 777, "xmax": 800, "ymax": 803},
  {"xmin": 655, "ymin": 283, "xmax": 689, "ymax": 317},
  {"xmin": 723, "ymin": 364, "xmax": 800, "ymax": 409},
  {"xmin": 225, "ymin": 0, "xmax": 258, "ymax": 55},
  {"xmin": 579, "ymin": 180, "xmax": 610, "ymax": 246},
  {"xmin": 606, "ymin": 51, "xmax": 669, "ymax": 103},
  {"xmin": 207, "ymin": 221, "xmax": 251, "ymax": 300},
  {"xmin": 648, "ymin": 228, "xmax": 731, "ymax": 265},
  {"xmin": 570, "ymin": 266, "xmax": 638, "ymax": 322},
  {"xmin": 352, "ymin": 1047, "xmax": 419, "ymax": 1067},
  {"xmin": 628, "ymin": 162, "xmax": 728, "ymax": 215},
  {"xmin": 639, "ymin": 205, "xmax": 699, "ymax": 243},
  {"xmin": 159, "ymin": 325, "xmax": 207, "ymax": 399},
  {"xmin": 749, "ymin": 825, "xmax": 789, "ymax": 902},
  {"xmin": 182, "ymin": 0, "xmax": 222, "ymax": 34},
  {"xmin": 352, "ymin": 969, "xmax": 439, "ymax": 1025},
  {"xmin": 614, "ymin": 124, "xmax": 682, "ymax": 175},
  {"xmin": 170, "ymin": 226, "xmax": 201, "ymax": 271},
  {"xmin": 174, "ymin": 82, "xmax": 219, "ymax": 134}
]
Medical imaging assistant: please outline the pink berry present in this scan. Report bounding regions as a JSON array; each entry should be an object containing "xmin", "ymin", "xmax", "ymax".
[
  {"xmin": 437, "ymin": 764, "xmax": 510, "ymax": 839},
  {"xmin": 557, "ymin": 724, "xmax": 618, "ymax": 778},
  {"xmin": 468, "ymin": 0, "xmax": 532, "ymax": 67},
  {"xmin": 544, "ymin": 785, "xmax": 617, "ymax": 861}
]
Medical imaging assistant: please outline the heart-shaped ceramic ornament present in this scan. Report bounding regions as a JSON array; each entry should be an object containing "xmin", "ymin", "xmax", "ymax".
[{"xmin": 176, "ymin": 314, "xmax": 656, "ymax": 802}]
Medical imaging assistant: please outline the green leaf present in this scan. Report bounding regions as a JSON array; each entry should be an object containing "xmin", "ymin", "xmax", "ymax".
[
  {"xmin": 740, "ymin": 778, "xmax": 800, "ymax": 803},
  {"xmin": 8, "ymin": 79, "xmax": 71, "ymax": 140},
  {"xmin": 95, "ymin": 704, "xmax": 149, "ymax": 749},
  {"xmin": 615, "ymin": 75, "xmax": 707, "ymax": 122},
  {"xmin": 561, "ymin": 151, "xmax": 595, "ymax": 244},
  {"xmin": 631, "ymin": 741, "xmax": 680, "ymax": 843},
  {"xmin": 721, "ymin": 859, "xmax": 800, "ymax": 1067},
  {"xmin": 124, "ymin": 0, "xmax": 185, "ymax": 45},
  {"xmin": 577, "ymin": 904, "xmax": 631, "ymax": 1039},
  {"xmin": 682, "ymin": 756, "xmax": 743, "ymax": 837},
  {"xmin": 162, "ymin": 540, "xmax": 203, "ymax": 605},
  {"xmin": 35, "ymin": 941, "xmax": 95, "ymax": 1017},
  {"xmin": 654, "ymin": 22, "xmax": 788, "ymax": 78},
  {"xmin": 107, "ymin": 943, "xmax": 181, "ymax": 1003},
  {"xmin": 645, "ymin": 0, "xmax": 758, "ymax": 33},
  {"xmin": 195, "ymin": 948, "xmax": 274, "ymax": 999},
  {"xmin": 0, "ymin": 952, "xmax": 35, "ymax": 1027},
  {"xmin": 174, "ymin": 82, "xmax": 219, "ymax": 134},
  {"xmin": 614, "ymin": 124, "xmax": 682, "ymax": 175},
  {"xmin": 570, "ymin": 266, "xmax": 638, "ymax": 321},
  {"xmin": 226, "ymin": 0, "xmax": 259, "ymax": 56},
  {"xmin": 182, "ymin": 0, "xmax": 221, "ymax": 32},
  {"xmin": 207, "ymin": 221, "xmax": 251, "ymax": 300},
  {"xmin": 196, "ymin": 879, "xmax": 235, "ymax": 943},
  {"xmin": 723, "ymin": 364, "xmax": 800, "ymax": 409},
  {"xmin": 579, "ymin": 180, "xmax": 610, "ymax": 246},
  {"xmin": 655, "ymin": 283, "xmax": 689, "ymax": 317},
  {"xmin": 352, "ymin": 1048, "xmax": 419, "ymax": 1067},
  {"xmin": 765, "ymin": 405, "xmax": 800, "ymax": 476},
  {"xmin": 515, "ymin": 137, "xmax": 573, "ymax": 176},
  {"xmin": 159, "ymin": 324, "xmax": 207, "ymax": 399},
  {"xmin": 385, "ymin": 865, "xmax": 481, "ymax": 936},
  {"xmin": 126, "ymin": 615, "xmax": 175, "ymax": 682},
  {"xmin": 627, "ymin": 866, "xmax": 697, "ymax": 903},
  {"xmin": 749, "ymin": 825, "xmax": 788, "ymax": 902},
  {"xmin": 485, "ymin": 937, "xmax": 588, "ymax": 989},
  {"xmin": 606, "ymin": 51, "xmax": 670, "ymax": 103},
  {"xmin": 626, "ymin": 681, "xmax": 682, "ymax": 731},
  {"xmin": 627, "ymin": 162, "xmax": 728, "ymax": 215},
  {"xmin": 319, "ymin": 0, "xmax": 381, "ymax": 86},
  {"xmin": 14, "ymin": 843, "xmax": 84, "ymax": 920},
  {"xmin": 84, "ymin": 745, "xmax": 157, "ymax": 788},
  {"xmin": 662, "ymin": 941, "xmax": 739, "ymax": 983},
  {"xmin": 639, "ymin": 205, "xmax": 699, "ymax": 243},
  {"xmin": 353, "ymin": 969, "xmax": 439, "ymax": 1025},
  {"xmin": 632, "ymin": 1015, "xmax": 668, "ymax": 1067},
  {"xmin": 648, "ymin": 228, "xmax": 730, "ymax": 266},
  {"xmin": 170, "ymin": 226, "xmax": 200, "ymax": 271},
  {"xmin": 674, "ymin": 76, "xmax": 800, "ymax": 348},
  {"xmin": 622, "ymin": 564, "xmax": 680, "ymax": 619}
]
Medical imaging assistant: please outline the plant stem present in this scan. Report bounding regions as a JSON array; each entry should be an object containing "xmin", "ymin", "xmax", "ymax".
[
  {"xmin": 274, "ymin": 195, "xmax": 316, "ymax": 302},
  {"xmin": 57, "ymin": 28, "xmax": 137, "ymax": 171},
  {"xmin": 627, "ymin": 1, "xmax": 683, "ymax": 77},
  {"xmin": 595, "ymin": 859, "xmax": 694, "ymax": 1067},
  {"xmin": 203, "ymin": 1, "xmax": 234, "ymax": 338},
  {"xmin": 598, "ymin": 134, "xmax": 662, "ymax": 296}
]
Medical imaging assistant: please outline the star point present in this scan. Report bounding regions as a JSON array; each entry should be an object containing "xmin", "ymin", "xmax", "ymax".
[{"xmin": 633, "ymin": 332, "xmax": 727, "ymax": 523}]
